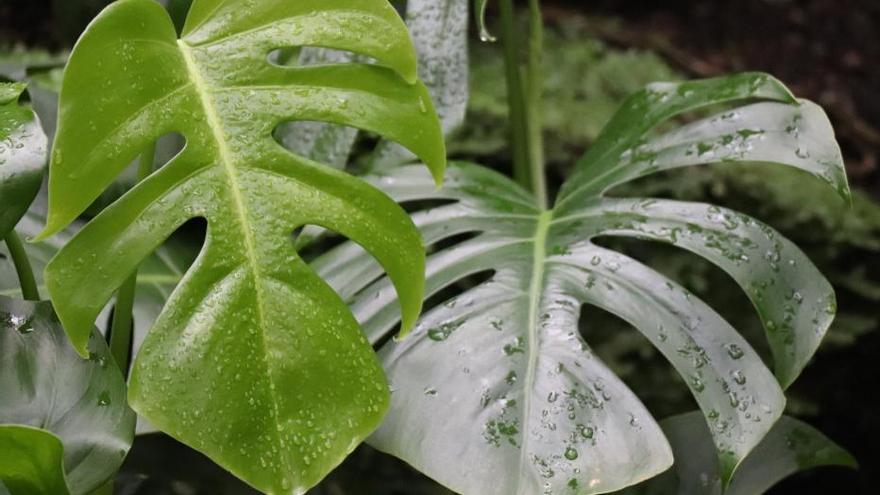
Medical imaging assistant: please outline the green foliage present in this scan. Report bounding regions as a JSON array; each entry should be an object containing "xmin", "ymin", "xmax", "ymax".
[
  {"xmin": 316, "ymin": 74, "xmax": 848, "ymax": 494},
  {"xmin": 0, "ymin": 2, "xmax": 865, "ymax": 494},
  {"xmin": 0, "ymin": 296, "xmax": 135, "ymax": 494},
  {"xmin": 0, "ymin": 425, "xmax": 69, "ymax": 495},
  {"xmin": 456, "ymin": 27, "xmax": 880, "ymax": 416},
  {"xmin": 0, "ymin": 197, "xmax": 198, "ymax": 417},
  {"xmin": 38, "ymin": 0, "xmax": 445, "ymax": 492},
  {"xmin": 0, "ymin": 83, "xmax": 46, "ymax": 240}
]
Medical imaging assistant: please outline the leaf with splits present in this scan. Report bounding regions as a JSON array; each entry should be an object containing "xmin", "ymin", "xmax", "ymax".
[
  {"xmin": 314, "ymin": 73, "xmax": 848, "ymax": 494},
  {"xmin": 38, "ymin": 0, "xmax": 445, "ymax": 492}
]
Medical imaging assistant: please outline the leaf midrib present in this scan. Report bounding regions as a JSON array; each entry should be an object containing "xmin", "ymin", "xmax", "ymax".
[
  {"xmin": 177, "ymin": 39, "xmax": 289, "ymax": 473},
  {"xmin": 516, "ymin": 209, "xmax": 552, "ymax": 495}
]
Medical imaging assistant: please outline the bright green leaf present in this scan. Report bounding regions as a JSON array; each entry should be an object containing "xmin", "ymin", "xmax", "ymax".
[
  {"xmin": 38, "ymin": 0, "xmax": 446, "ymax": 492},
  {"xmin": 0, "ymin": 296, "xmax": 135, "ymax": 495},
  {"xmin": 0, "ymin": 425, "xmax": 69, "ymax": 495},
  {"xmin": 0, "ymin": 83, "xmax": 47, "ymax": 240},
  {"xmin": 624, "ymin": 412, "xmax": 857, "ymax": 495},
  {"xmin": 314, "ymin": 73, "xmax": 848, "ymax": 494}
]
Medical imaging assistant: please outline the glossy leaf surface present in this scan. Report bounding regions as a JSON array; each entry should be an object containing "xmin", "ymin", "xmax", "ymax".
[
  {"xmin": 315, "ymin": 74, "xmax": 848, "ymax": 494},
  {"xmin": 624, "ymin": 412, "xmax": 856, "ymax": 495},
  {"xmin": 0, "ymin": 83, "xmax": 47, "ymax": 239},
  {"xmin": 0, "ymin": 296, "xmax": 134, "ymax": 495},
  {"xmin": 39, "ymin": 0, "xmax": 445, "ymax": 492}
]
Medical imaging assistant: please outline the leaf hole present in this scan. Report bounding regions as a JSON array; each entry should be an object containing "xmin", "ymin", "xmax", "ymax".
[
  {"xmin": 97, "ymin": 218, "xmax": 204, "ymax": 362},
  {"xmin": 272, "ymin": 121, "xmax": 363, "ymax": 170},
  {"xmin": 592, "ymin": 236, "xmax": 769, "ymax": 359},
  {"xmin": 266, "ymin": 46, "xmax": 361, "ymax": 68},
  {"xmin": 152, "ymin": 132, "xmax": 187, "ymax": 171},
  {"xmin": 578, "ymin": 301, "xmax": 689, "ymax": 418}
]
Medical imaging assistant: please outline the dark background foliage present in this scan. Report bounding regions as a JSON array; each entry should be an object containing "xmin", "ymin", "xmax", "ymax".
[{"xmin": 1, "ymin": 0, "xmax": 877, "ymax": 493}]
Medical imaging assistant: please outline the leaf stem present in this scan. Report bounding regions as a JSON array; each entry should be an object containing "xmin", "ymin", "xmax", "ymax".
[
  {"xmin": 108, "ymin": 144, "xmax": 155, "ymax": 374},
  {"xmin": 4, "ymin": 230, "xmax": 40, "ymax": 301},
  {"xmin": 498, "ymin": 0, "xmax": 531, "ymax": 193},
  {"xmin": 525, "ymin": 0, "xmax": 547, "ymax": 208},
  {"xmin": 499, "ymin": 0, "xmax": 548, "ymax": 208}
]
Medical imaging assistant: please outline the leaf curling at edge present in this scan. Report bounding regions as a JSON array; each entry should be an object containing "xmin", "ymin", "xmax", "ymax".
[
  {"xmin": 312, "ymin": 73, "xmax": 849, "ymax": 495},
  {"xmin": 36, "ymin": 0, "xmax": 446, "ymax": 493},
  {"xmin": 0, "ymin": 82, "xmax": 47, "ymax": 240}
]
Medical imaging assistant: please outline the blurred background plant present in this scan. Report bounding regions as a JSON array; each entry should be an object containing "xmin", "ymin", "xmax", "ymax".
[{"xmin": 1, "ymin": 0, "xmax": 877, "ymax": 493}]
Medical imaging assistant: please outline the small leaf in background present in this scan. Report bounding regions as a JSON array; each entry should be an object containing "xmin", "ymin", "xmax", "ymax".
[
  {"xmin": 38, "ymin": 0, "xmax": 446, "ymax": 492},
  {"xmin": 623, "ymin": 411, "xmax": 856, "ymax": 495},
  {"xmin": 0, "ymin": 296, "xmax": 135, "ymax": 495},
  {"xmin": 0, "ymin": 82, "xmax": 47, "ymax": 240}
]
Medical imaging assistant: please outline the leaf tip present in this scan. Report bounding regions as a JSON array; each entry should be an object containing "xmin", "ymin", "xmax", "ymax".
[
  {"xmin": 29, "ymin": 229, "xmax": 53, "ymax": 243},
  {"xmin": 430, "ymin": 162, "xmax": 447, "ymax": 188},
  {"xmin": 474, "ymin": 0, "xmax": 496, "ymax": 42},
  {"xmin": 31, "ymin": 217, "xmax": 63, "ymax": 243}
]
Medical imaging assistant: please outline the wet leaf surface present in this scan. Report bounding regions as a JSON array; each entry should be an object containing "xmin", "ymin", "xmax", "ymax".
[
  {"xmin": 38, "ymin": 0, "xmax": 446, "ymax": 492},
  {"xmin": 315, "ymin": 73, "xmax": 848, "ymax": 494},
  {"xmin": 0, "ymin": 296, "xmax": 134, "ymax": 495}
]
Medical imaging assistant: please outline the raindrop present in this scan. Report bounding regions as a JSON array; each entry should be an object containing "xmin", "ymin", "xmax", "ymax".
[{"xmin": 724, "ymin": 343, "xmax": 745, "ymax": 360}]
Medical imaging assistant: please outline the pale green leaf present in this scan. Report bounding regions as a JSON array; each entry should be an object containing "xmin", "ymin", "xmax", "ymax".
[
  {"xmin": 315, "ymin": 74, "xmax": 848, "ymax": 494},
  {"xmin": 371, "ymin": 0, "xmax": 471, "ymax": 169}
]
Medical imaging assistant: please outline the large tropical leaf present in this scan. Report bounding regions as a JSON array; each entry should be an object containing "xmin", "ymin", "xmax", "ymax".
[
  {"xmin": 0, "ymin": 83, "xmax": 47, "ymax": 240},
  {"xmin": 37, "ymin": 0, "xmax": 445, "ymax": 493},
  {"xmin": 313, "ymin": 73, "xmax": 848, "ymax": 494},
  {"xmin": 0, "ymin": 296, "xmax": 135, "ymax": 494},
  {"xmin": 624, "ymin": 412, "xmax": 856, "ymax": 495}
]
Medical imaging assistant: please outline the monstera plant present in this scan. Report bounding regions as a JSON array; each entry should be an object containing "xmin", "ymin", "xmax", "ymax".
[
  {"xmin": 313, "ymin": 2, "xmax": 856, "ymax": 495},
  {"xmin": 35, "ymin": 0, "xmax": 445, "ymax": 493},
  {"xmin": 0, "ymin": 0, "xmax": 856, "ymax": 494}
]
